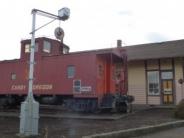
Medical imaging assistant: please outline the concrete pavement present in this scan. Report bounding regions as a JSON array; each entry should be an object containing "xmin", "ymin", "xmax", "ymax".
[
  {"xmin": 83, "ymin": 120, "xmax": 184, "ymax": 138},
  {"xmin": 135, "ymin": 127, "xmax": 184, "ymax": 138}
]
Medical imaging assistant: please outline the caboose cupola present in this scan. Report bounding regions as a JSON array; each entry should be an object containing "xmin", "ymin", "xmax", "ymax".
[{"xmin": 20, "ymin": 37, "xmax": 69, "ymax": 60}]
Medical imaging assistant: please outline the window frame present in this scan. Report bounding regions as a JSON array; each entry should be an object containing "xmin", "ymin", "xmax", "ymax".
[
  {"xmin": 43, "ymin": 41, "xmax": 51, "ymax": 53},
  {"xmin": 147, "ymin": 71, "xmax": 160, "ymax": 96},
  {"xmin": 25, "ymin": 44, "xmax": 30, "ymax": 53},
  {"xmin": 67, "ymin": 65, "xmax": 75, "ymax": 78},
  {"xmin": 73, "ymin": 80, "xmax": 81, "ymax": 93},
  {"xmin": 161, "ymin": 71, "xmax": 173, "ymax": 80},
  {"xmin": 11, "ymin": 73, "xmax": 16, "ymax": 80},
  {"xmin": 25, "ymin": 43, "xmax": 38, "ymax": 53}
]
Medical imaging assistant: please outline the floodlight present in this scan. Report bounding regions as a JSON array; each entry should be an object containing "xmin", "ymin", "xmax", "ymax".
[{"xmin": 58, "ymin": 7, "xmax": 70, "ymax": 21}]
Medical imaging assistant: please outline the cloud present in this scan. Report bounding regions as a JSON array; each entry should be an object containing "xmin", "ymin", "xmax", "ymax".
[{"xmin": 146, "ymin": 32, "xmax": 170, "ymax": 43}]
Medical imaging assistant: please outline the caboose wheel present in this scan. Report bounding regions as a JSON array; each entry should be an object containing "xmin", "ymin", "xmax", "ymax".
[{"xmin": 115, "ymin": 102, "xmax": 127, "ymax": 113}]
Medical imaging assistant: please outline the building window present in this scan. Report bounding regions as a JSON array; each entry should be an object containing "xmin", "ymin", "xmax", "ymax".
[
  {"xmin": 67, "ymin": 65, "xmax": 75, "ymax": 78},
  {"xmin": 161, "ymin": 72, "xmax": 173, "ymax": 79},
  {"xmin": 73, "ymin": 80, "xmax": 81, "ymax": 93},
  {"xmin": 25, "ymin": 43, "xmax": 38, "ymax": 53},
  {"xmin": 11, "ymin": 73, "xmax": 16, "ymax": 80},
  {"xmin": 43, "ymin": 41, "xmax": 51, "ymax": 53},
  {"xmin": 147, "ymin": 71, "xmax": 160, "ymax": 95}
]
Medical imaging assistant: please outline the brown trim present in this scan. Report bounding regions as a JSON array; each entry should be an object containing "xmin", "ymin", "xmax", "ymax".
[
  {"xmin": 158, "ymin": 59, "xmax": 162, "ymax": 104},
  {"xmin": 145, "ymin": 60, "xmax": 148, "ymax": 104},
  {"xmin": 172, "ymin": 58, "xmax": 176, "ymax": 105},
  {"xmin": 183, "ymin": 57, "xmax": 184, "ymax": 79},
  {"xmin": 146, "ymin": 69, "xmax": 160, "ymax": 71}
]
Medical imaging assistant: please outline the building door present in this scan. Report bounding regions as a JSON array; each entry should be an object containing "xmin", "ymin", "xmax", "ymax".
[{"xmin": 161, "ymin": 71, "xmax": 174, "ymax": 104}]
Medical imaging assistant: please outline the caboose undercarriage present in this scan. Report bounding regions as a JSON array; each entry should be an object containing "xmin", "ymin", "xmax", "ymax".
[{"xmin": 0, "ymin": 93, "xmax": 134, "ymax": 113}]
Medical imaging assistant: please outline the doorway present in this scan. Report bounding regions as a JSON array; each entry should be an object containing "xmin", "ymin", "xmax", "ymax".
[{"xmin": 161, "ymin": 71, "xmax": 174, "ymax": 104}]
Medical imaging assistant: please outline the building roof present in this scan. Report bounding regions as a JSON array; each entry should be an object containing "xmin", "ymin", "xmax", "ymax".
[{"xmin": 125, "ymin": 39, "xmax": 184, "ymax": 61}]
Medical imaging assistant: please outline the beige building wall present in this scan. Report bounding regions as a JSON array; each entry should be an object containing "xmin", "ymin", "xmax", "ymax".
[
  {"xmin": 147, "ymin": 96, "xmax": 160, "ymax": 105},
  {"xmin": 128, "ymin": 60, "xmax": 146, "ymax": 104},
  {"xmin": 174, "ymin": 58, "xmax": 184, "ymax": 104},
  {"xmin": 128, "ymin": 58, "xmax": 183, "ymax": 105}
]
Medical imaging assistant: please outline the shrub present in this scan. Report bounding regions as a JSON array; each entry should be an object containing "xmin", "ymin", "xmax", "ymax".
[{"xmin": 175, "ymin": 99, "xmax": 184, "ymax": 119}]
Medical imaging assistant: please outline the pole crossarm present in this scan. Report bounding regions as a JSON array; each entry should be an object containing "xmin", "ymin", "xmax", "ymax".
[
  {"xmin": 30, "ymin": 18, "xmax": 56, "ymax": 34},
  {"xmin": 32, "ymin": 9, "xmax": 65, "ymax": 21}
]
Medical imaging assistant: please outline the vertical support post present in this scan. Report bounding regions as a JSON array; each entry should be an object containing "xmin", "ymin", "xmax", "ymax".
[
  {"xmin": 19, "ymin": 10, "xmax": 39, "ymax": 136},
  {"xmin": 28, "ymin": 9, "xmax": 36, "ymax": 100}
]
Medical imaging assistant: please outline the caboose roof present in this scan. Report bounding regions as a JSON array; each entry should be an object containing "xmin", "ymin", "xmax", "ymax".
[{"xmin": 68, "ymin": 47, "xmax": 125, "ymax": 57}]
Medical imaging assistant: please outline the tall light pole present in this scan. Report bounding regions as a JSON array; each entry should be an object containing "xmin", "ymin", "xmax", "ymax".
[{"xmin": 19, "ymin": 8, "xmax": 70, "ymax": 136}]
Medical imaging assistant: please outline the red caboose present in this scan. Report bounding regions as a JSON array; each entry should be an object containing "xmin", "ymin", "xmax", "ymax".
[{"xmin": 0, "ymin": 37, "xmax": 133, "ymax": 112}]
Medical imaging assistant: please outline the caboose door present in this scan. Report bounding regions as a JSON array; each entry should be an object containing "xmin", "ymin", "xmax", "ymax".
[{"xmin": 105, "ymin": 63, "xmax": 111, "ymax": 92}]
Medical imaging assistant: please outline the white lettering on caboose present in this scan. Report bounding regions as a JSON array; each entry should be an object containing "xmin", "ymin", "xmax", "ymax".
[
  {"xmin": 11, "ymin": 85, "xmax": 26, "ymax": 91},
  {"xmin": 11, "ymin": 84, "xmax": 53, "ymax": 91}
]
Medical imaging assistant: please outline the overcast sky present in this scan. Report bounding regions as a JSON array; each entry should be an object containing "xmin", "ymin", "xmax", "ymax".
[{"xmin": 0, "ymin": 0, "xmax": 184, "ymax": 60}]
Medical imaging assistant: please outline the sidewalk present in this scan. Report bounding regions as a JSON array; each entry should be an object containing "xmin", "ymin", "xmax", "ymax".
[
  {"xmin": 135, "ymin": 127, "xmax": 184, "ymax": 138},
  {"xmin": 83, "ymin": 120, "xmax": 184, "ymax": 138}
]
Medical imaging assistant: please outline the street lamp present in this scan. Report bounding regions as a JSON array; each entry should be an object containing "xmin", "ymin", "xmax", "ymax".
[
  {"xmin": 58, "ymin": 7, "xmax": 70, "ymax": 21},
  {"xmin": 19, "ymin": 8, "xmax": 70, "ymax": 136}
]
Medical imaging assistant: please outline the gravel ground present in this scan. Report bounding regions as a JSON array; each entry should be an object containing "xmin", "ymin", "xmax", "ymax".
[{"xmin": 0, "ymin": 108, "xmax": 179, "ymax": 138}]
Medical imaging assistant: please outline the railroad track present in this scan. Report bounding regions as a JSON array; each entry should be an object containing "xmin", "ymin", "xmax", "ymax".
[
  {"xmin": 0, "ymin": 105, "xmax": 124, "ymax": 120},
  {"xmin": 0, "ymin": 105, "xmax": 68, "ymax": 115}
]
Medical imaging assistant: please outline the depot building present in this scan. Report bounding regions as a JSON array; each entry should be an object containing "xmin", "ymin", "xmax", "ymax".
[{"xmin": 125, "ymin": 39, "xmax": 184, "ymax": 105}]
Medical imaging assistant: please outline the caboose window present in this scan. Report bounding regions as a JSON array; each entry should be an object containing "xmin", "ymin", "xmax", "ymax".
[
  {"xmin": 25, "ymin": 43, "xmax": 38, "ymax": 53},
  {"xmin": 67, "ymin": 65, "xmax": 75, "ymax": 78},
  {"xmin": 11, "ymin": 73, "xmax": 16, "ymax": 80},
  {"xmin": 25, "ymin": 44, "xmax": 30, "ymax": 53},
  {"xmin": 43, "ymin": 41, "xmax": 51, "ymax": 53},
  {"xmin": 73, "ymin": 80, "xmax": 81, "ymax": 93}
]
